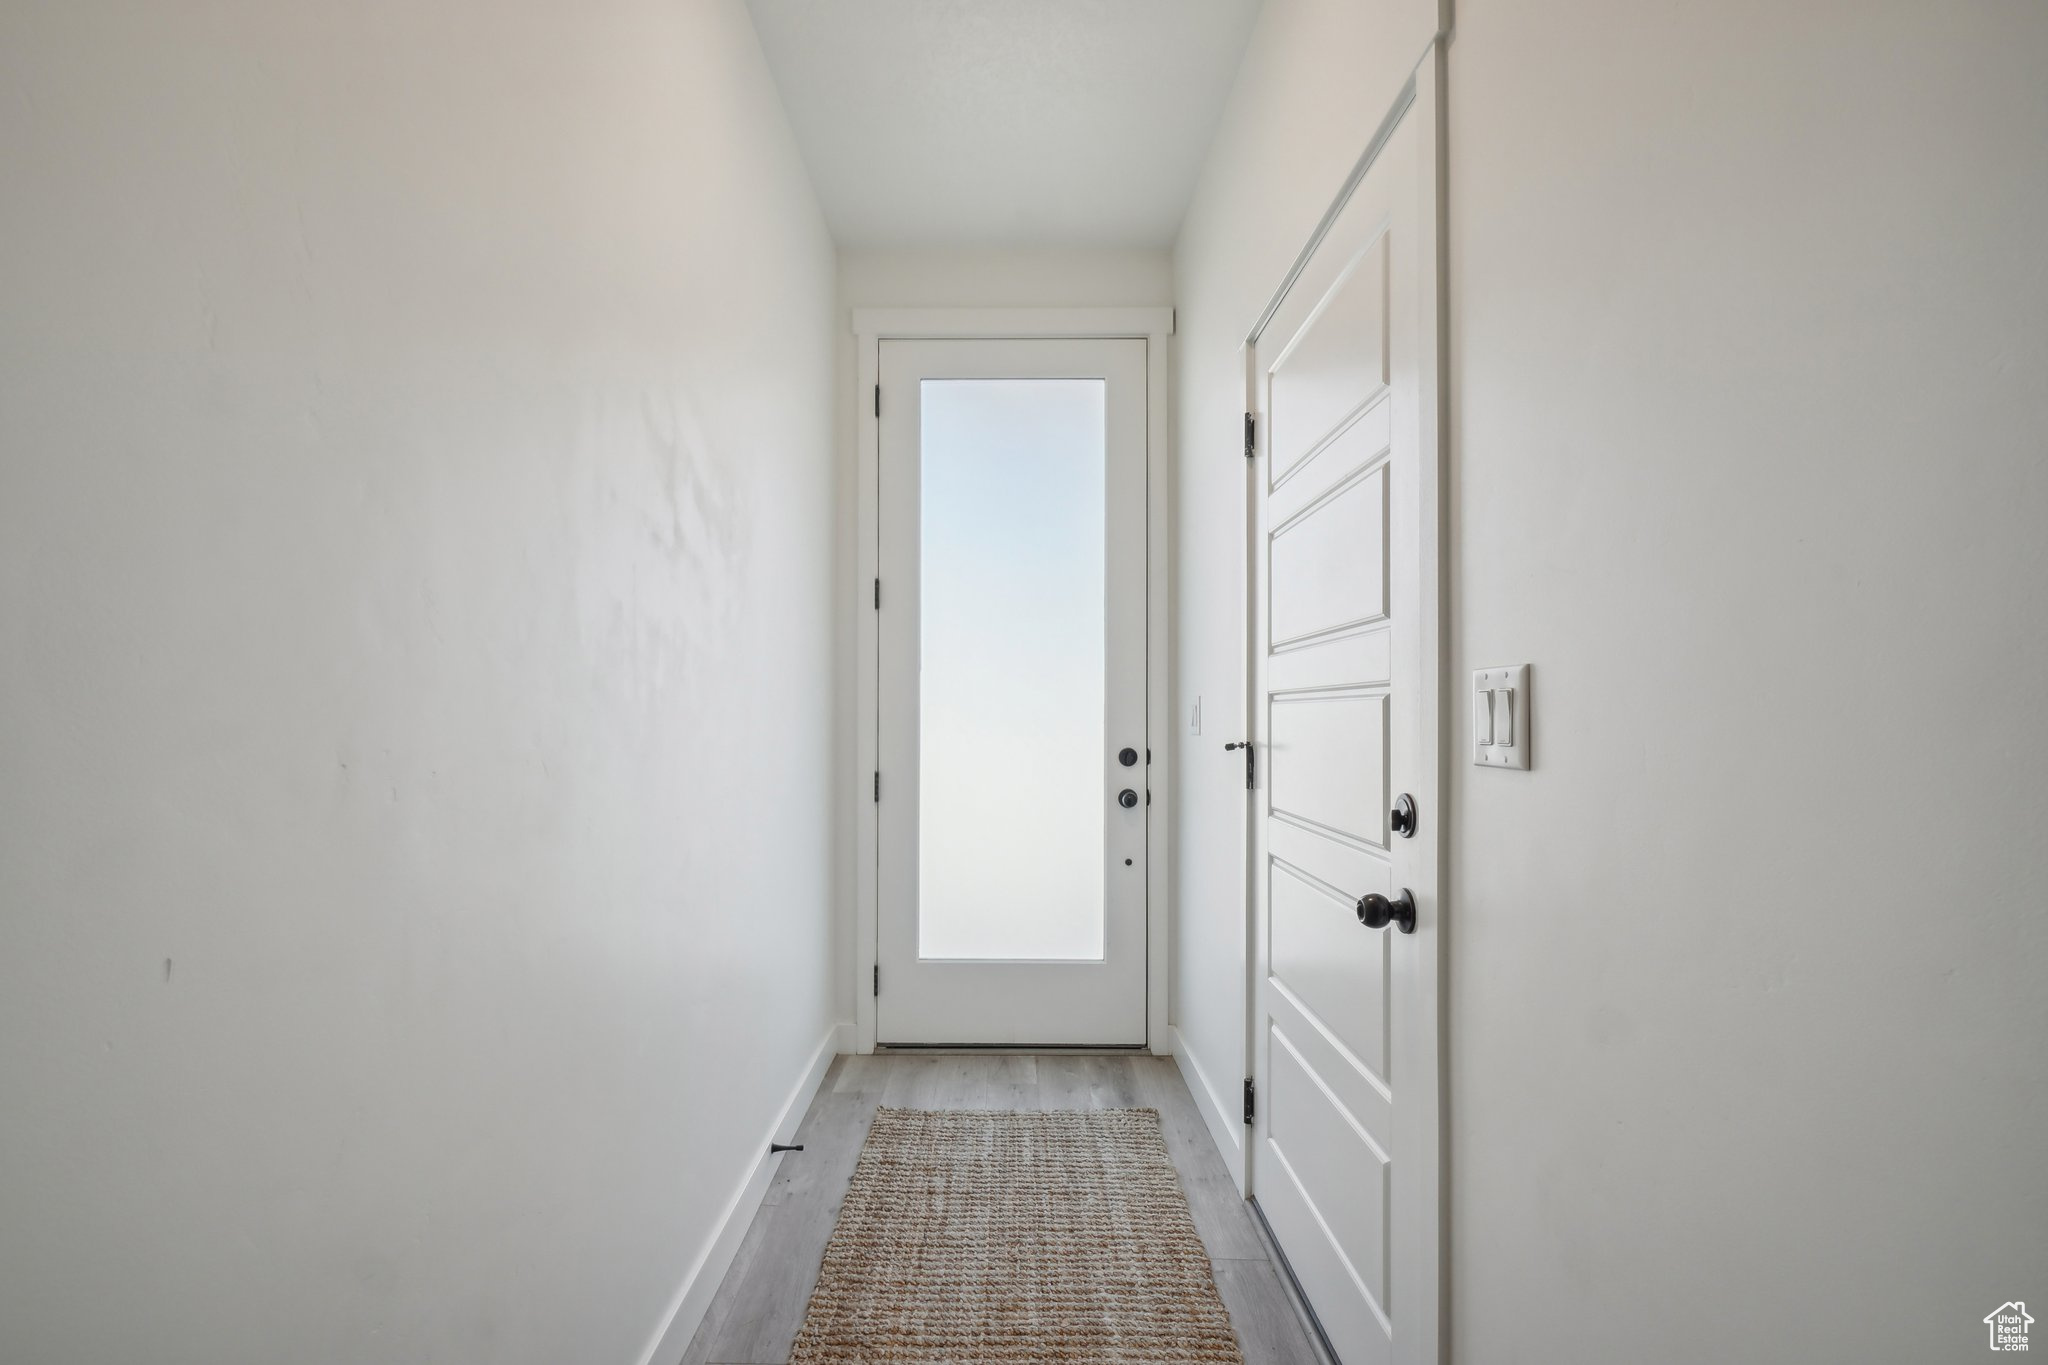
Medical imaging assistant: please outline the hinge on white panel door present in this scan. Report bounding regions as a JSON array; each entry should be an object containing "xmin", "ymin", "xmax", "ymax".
[
  {"xmin": 873, "ymin": 964, "xmax": 879, "ymax": 997},
  {"xmin": 1225, "ymin": 740, "xmax": 1254, "ymax": 789},
  {"xmin": 874, "ymin": 384, "xmax": 881, "ymax": 418},
  {"xmin": 1244, "ymin": 412, "xmax": 1256, "ymax": 459},
  {"xmin": 873, "ymin": 771, "xmax": 880, "ymax": 803},
  {"xmin": 1243, "ymin": 1076, "xmax": 1256, "ymax": 1124},
  {"xmin": 873, "ymin": 578, "xmax": 880, "ymax": 610}
]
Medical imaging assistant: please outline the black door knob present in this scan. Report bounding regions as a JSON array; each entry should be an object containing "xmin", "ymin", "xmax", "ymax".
[
  {"xmin": 1356, "ymin": 888, "xmax": 1417, "ymax": 934},
  {"xmin": 1118, "ymin": 788, "xmax": 1139, "ymax": 809},
  {"xmin": 1391, "ymin": 794, "xmax": 1417, "ymax": 838},
  {"xmin": 1118, "ymin": 747, "xmax": 1139, "ymax": 767}
]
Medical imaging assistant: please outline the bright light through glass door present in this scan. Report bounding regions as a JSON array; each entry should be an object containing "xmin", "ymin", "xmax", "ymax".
[
  {"xmin": 875, "ymin": 333, "xmax": 1147, "ymax": 1046},
  {"xmin": 918, "ymin": 379, "xmax": 1106, "ymax": 960}
]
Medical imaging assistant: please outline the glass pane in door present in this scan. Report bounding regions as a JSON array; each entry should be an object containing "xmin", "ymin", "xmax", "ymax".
[{"xmin": 918, "ymin": 378, "xmax": 1106, "ymax": 960}]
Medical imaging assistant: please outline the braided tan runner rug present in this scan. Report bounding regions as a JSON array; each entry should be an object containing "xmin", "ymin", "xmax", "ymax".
[{"xmin": 788, "ymin": 1107, "xmax": 1244, "ymax": 1364}]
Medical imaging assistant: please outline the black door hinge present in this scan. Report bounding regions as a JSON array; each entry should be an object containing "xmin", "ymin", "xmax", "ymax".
[
  {"xmin": 1243, "ymin": 1077, "xmax": 1256, "ymax": 1125},
  {"xmin": 873, "ymin": 577, "xmax": 880, "ymax": 610},
  {"xmin": 874, "ymin": 384, "xmax": 881, "ymax": 418},
  {"xmin": 873, "ymin": 771, "xmax": 880, "ymax": 802},
  {"xmin": 873, "ymin": 963, "xmax": 880, "ymax": 996},
  {"xmin": 1243, "ymin": 412, "xmax": 1256, "ymax": 459}
]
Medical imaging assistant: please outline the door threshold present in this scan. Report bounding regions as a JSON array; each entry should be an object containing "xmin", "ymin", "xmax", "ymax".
[
  {"xmin": 874, "ymin": 1043, "xmax": 1150, "ymax": 1056},
  {"xmin": 1248, "ymin": 1197, "xmax": 1342, "ymax": 1365}
]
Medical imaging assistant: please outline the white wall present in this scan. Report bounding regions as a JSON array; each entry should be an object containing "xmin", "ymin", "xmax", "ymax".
[
  {"xmin": 0, "ymin": 4, "xmax": 838, "ymax": 1363},
  {"xmin": 1446, "ymin": 2, "xmax": 2048, "ymax": 1358},
  {"xmin": 1174, "ymin": 0, "xmax": 2048, "ymax": 1358},
  {"xmin": 830, "ymin": 248, "xmax": 1173, "ymax": 1026}
]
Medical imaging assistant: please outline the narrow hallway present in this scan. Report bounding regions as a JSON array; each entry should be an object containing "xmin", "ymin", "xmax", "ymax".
[
  {"xmin": 685, "ymin": 1056, "xmax": 1320, "ymax": 1365},
  {"xmin": 4, "ymin": 1, "xmax": 2044, "ymax": 1361}
]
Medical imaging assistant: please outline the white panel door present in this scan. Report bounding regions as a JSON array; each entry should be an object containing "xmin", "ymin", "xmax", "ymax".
[
  {"xmin": 876, "ymin": 337, "xmax": 1149, "ymax": 1045},
  {"xmin": 1246, "ymin": 79, "xmax": 1441, "ymax": 1365}
]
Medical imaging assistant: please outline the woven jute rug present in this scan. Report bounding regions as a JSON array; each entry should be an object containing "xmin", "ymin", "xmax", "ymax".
[{"xmin": 788, "ymin": 1107, "xmax": 1243, "ymax": 1364}]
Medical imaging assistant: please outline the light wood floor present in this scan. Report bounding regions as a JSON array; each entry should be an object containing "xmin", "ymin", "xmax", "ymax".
[{"xmin": 679, "ymin": 1052, "xmax": 1325, "ymax": 1365}]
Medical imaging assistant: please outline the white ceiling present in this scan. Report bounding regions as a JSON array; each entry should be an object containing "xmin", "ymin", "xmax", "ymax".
[{"xmin": 745, "ymin": 0, "xmax": 1263, "ymax": 248}]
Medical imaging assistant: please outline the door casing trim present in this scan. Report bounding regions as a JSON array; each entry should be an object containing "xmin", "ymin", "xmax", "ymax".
[{"xmin": 851, "ymin": 306, "xmax": 1175, "ymax": 1056}]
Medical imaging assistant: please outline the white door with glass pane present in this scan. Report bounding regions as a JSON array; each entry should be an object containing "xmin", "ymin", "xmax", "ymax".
[{"xmin": 876, "ymin": 337, "xmax": 1148, "ymax": 1046}]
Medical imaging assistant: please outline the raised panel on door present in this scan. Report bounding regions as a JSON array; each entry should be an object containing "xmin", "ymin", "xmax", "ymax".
[
  {"xmin": 1267, "ymin": 235, "xmax": 1389, "ymax": 491},
  {"xmin": 1269, "ymin": 858, "xmax": 1387, "ymax": 1082},
  {"xmin": 1269, "ymin": 456, "xmax": 1388, "ymax": 650},
  {"xmin": 1267, "ymin": 1028, "xmax": 1390, "ymax": 1313},
  {"xmin": 1267, "ymin": 690, "xmax": 1389, "ymax": 851},
  {"xmin": 1254, "ymin": 1026, "xmax": 1392, "ymax": 1365}
]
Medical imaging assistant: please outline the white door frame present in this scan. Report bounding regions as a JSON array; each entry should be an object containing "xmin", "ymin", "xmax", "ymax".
[
  {"xmin": 851, "ymin": 306, "xmax": 1174, "ymax": 1055},
  {"xmin": 1236, "ymin": 45, "xmax": 1446, "ymax": 1362}
]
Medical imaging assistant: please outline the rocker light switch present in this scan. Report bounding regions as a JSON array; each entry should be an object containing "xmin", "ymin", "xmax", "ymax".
[{"xmin": 1473, "ymin": 665, "xmax": 1530, "ymax": 769}]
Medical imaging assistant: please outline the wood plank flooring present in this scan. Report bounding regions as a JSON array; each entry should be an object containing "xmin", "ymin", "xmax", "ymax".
[{"xmin": 678, "ymin": 1052, "xmax": 1324, "ymax": 1365}]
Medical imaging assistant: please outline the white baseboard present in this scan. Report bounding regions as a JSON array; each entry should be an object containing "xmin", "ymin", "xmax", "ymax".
[
  {"xmin": 634, "ymin": 1023, "xmax": 847, "ymax": 1365},
  {"xmin": 1171, "ymin": 1025, "xmax": 1246, "ymax": 1191}
]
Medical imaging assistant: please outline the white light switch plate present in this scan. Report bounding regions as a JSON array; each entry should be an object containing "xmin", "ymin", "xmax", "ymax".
[{"xmin": 1473, "ymin": 665, "xmax": 1530, "ymax": 769}]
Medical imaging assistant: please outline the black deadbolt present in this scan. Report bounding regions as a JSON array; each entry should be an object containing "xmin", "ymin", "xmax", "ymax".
[
  {"xmin": 1118, "ymin": 747, "xmax": 1139, "ymax": 767},
  {"xmin": 1356, "ymin": 888, "xmax": 1418, "ymax": 934},
  {"xmin": 1117, "ymin": 788, "xmax": 1139, "ymax": 809},
  {"xmin": 1391, "ymin": 793, "xmax": 1417, "ymax": 838}
]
